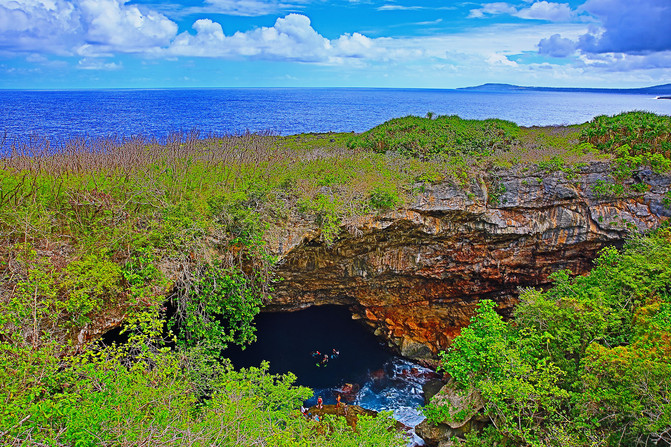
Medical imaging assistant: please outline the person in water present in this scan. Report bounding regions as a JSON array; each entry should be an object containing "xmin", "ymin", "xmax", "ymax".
[
  {"xmin": 321, "ymin": 354, "xmax": 329, "ymax": 366},
  {"xmin": 331, "ymin": 348, "xmax": 339, "ymax": 359}
]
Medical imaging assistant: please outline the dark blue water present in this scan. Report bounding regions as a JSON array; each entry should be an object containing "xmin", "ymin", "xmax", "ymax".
[
  {"xmin": 225, "ymin": 305, "xmax": 392, "ymax": 390},
  {"xmin": 1, "ymin": 88, "xmax": 670, "ymax": 143},
  {"xmin": 225, "ymin": 305, "xmax": 436, "ymax": 440}
]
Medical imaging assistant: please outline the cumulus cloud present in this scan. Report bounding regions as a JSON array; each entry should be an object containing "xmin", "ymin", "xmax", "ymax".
[
  {"xmin": 468, "ymin": 1, "xmax": 572, "ymax": 21},
  {"xmin": 516, "ymin": 1, "xmax": 572, "ymax": 21},
  {"xmin": 577, "ymin": 0, "xmax": 671, "ymax": 54},
  {"xmin": 0, "ymin": 0, "xmax": 177, "ymax": 55},
  {"xmin": 167, "ymin": 14, "xmax": 395, "ymax": 63},
  {"xmin": 535, "ymin": 0, "xmax": 671, "ymax": 70},
  {"xmin": 169, "ymin": 14, "xmax": 331, "ymax": 62},
  {"xmin": 538, "ymin": 33, "xmax": 576, "ymax": 57},
  {"xmin": 79, "ymin": 0, "xmax": 177, "ymax": 52},
  {"xmin": 0, "ymin": 0, "xmax": 81, "ymax": 53}
]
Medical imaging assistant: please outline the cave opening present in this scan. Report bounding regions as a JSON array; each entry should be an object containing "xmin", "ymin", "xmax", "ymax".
[
  {"xmin": 224, "ymin": 304, "xmax": 438, "ymax": 431},
  {"xmin": 224, "ymin": 305, "xmax": 394, "ymax": 390}
]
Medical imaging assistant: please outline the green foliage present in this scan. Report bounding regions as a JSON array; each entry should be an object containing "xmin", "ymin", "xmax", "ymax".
[
  {"xmin": 4, "ymin": 117, "xmax": 671, "ymax": 447},
  {"xmin": 431, "ymin": 229, "xmax": 671, "ymax": 446},
  {"xmin": 348, "ymin": 115, "xmax": 519, "ymax": 158},
  {"xmin": 175, "ymin": 263, "xmax": 264, "ymax": 353},
  {"xmin": 368, "ymin": 185, "xmax": 401, "ymax": 211},
  {"xmin": 0, "ymin": 312, "xmax": 405, "ymax": 446},
  {"xmin": 592, "ymin": 179, "xmax": 625, "ymax": 199},
  {"xmin": 299, "ymin": 192, "xmax": 342, "ymax": 244},
  {"xmin": 61, "ymin": 252, "xmax": 123, "ymax": 327},
  {"xmin": 423, "ymin": 401, "xmax": 457, "ymax": 426},
  {"xmin": 487, "ymin": 178, "xmax": 507, "ymax": 205},
  {"xmin": 630, "ymin": 182, "xmax": 649, "ymax": 193},
  {"xmin": 581, "ymin": 111, "xmax": 671, "ymax": 158}
]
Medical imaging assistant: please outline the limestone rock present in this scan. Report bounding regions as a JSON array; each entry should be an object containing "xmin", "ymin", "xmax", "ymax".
[
  {"xmin": 268, "ymin": 163, "xmax": 671, "ymax": 360},
  {"xmin": 429, "ymin": 380, "xmax": 484, "ymax": 429}
]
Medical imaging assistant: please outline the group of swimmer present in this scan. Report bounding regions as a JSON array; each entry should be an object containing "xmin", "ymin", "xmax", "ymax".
[{"xmin": 311, "ymin": 348, "xmax": 339, "ymax": 367}]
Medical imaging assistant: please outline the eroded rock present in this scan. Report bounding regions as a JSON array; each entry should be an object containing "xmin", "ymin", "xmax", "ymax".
[{"xmin": 268, "ymin": 163, "xmax": 671, "ymax": 359}]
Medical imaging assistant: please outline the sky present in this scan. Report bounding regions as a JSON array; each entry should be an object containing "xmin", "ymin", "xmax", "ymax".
[{"xmin": 1, "ymin": 0, "xmax": 670, "ymax": 89}]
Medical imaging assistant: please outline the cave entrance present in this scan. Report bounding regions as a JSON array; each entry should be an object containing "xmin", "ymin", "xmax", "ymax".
[
  {"xmin": 224, "ymin": 304, "xmax": 437, "ymax": 433},
  {"xmin": 224, "ymin": 305, "xmax": 393, "ymax": 390}
]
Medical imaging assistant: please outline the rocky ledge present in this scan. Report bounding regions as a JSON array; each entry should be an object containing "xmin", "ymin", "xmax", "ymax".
[{"xmin": 267, "ymin": 162, "xmax": 671, "ymax": 361}]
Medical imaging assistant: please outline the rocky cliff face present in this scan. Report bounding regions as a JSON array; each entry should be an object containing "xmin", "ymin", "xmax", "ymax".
[{"xmin": 267, "ymin": 162, "xmax": 671, "ymax": 361}]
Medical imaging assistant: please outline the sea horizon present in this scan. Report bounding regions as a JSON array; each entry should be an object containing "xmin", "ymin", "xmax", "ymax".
[{"xmin": 2, "ymin": 88, "xmax": 670, "ymax": 145}]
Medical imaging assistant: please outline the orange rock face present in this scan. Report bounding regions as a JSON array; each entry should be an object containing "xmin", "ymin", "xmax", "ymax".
[{"xmin": 269, "ymin": 163, "xmax": 671, "ymax": 360}]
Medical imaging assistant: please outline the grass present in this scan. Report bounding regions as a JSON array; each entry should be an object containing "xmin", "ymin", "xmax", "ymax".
[
  {"xmin": 347, "ymin": 114, "xmax": 520, "ymax": 158},
  {"xmin": 1, "ymin": 110, "xmax": 670, "ymax": 445}
]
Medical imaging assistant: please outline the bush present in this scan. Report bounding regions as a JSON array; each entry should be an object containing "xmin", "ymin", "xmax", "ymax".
[
  {"xmin": 348, "ymin": 115, "xmax": 519, "ymax": 158},
  {"xmin": 430, "ymin": 229, "xmax": 671, "ymax": 446},
  {"xmin": 581, "ymin": 111, "xmax": 671, "ymax": 158}
]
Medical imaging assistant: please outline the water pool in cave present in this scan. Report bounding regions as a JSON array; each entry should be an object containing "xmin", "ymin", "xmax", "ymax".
[{"xmin": 224, "ymin": 305, "xmax": 438, "ymax": 444}]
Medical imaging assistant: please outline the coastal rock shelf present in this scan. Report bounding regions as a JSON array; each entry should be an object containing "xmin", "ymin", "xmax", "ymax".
[{"xmin": 268, "ymin": 162, "xmax": 671, "ymax": 361}]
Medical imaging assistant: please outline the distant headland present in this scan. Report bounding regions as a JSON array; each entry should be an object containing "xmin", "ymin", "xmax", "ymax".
[{"xmin": 459, "ymin": 83, "xmax": 671, "ymax": 96}]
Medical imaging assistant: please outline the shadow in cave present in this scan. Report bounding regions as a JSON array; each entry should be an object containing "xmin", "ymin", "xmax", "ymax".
[{"xmin": 224, "ymin": 305, "xmax": 395, "ymax": 390}]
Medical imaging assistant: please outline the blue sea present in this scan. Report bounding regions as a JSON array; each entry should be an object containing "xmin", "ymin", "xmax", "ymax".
[{"xmin": 1, "ymin": 88, "xmax": 670, "ymax": 143}]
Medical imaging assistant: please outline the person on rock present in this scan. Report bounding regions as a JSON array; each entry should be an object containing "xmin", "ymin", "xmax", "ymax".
[{"xmin": 317, "ymin": 396, "xmax": 323, "ymax": 409}]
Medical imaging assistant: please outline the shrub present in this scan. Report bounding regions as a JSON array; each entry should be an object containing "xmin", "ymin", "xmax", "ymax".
[{"xmin": 348, "ymin": 115, "xmax": 519, "ymax": 158}]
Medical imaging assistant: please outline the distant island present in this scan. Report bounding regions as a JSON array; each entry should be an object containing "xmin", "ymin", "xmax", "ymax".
[{"xmin": 459, "ymin": 82, "xmax": 671, "ymax": 96}]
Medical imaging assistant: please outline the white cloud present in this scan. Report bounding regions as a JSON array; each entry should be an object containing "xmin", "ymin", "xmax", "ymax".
[
  {"xmin": 77, "ymin": 57, "xmax": 122, "ymax": 70},
  {"xmin": 515, "ymin": 2, "xmax": 572, "ymax": 21},
  {"xmin": 486, "ymin": 53, "xmax": 518, "ymax": 67},
  {"xmin": 0, "ymin": 0, "xmax": 177, "ymax": 56},
  {"xmin": 169, "ymin": 14, "xmax": 331, "ymax": 62},
  {"xmin": 469, "ymin": 1, "xmax": 573, "ymax": 21},
  {"xmin": 535, "ymin": 0, "xmax": 671, "ymax": 70},
  {"xmin": 0, "ymin": 0, "xmax": 81, "ymax": 53},
  {"xmin": 377, "ymin": 5, "xmax": 424, "ymax": 11},
  {"xmin": 468, "ymin": 2, "xmax": 516, "ymax": 18},
  {"xmin": 538, "ymin": 33, "xmax": 576, "ymax": 56},
  {"xmin": 203, "ymin": 0, "xmax": 293, "ymax": 16},
  {"xmin": 79, "ymin": 0, "xmax": 177, "ymax": 52}
]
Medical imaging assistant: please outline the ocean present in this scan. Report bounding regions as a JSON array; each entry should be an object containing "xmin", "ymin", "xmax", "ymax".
[{"xmin": 1, "ymin": 88, "xmax": 670, "ymax": 142}]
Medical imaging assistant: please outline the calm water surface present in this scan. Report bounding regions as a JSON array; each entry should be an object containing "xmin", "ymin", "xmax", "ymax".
[{"xmin": 1, "ymin": 88, "xmax": 670, "ymax": 142}]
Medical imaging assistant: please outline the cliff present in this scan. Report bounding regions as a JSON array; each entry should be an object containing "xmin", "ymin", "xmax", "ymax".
[{"xmin": 266, "ymin": 162, "xmax": 671, "ymax": 361}]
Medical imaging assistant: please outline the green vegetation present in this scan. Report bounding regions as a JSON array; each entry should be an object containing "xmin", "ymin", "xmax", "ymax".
[
  {"xmin": 0, "ymin": 132, "xmax": 416, "ymax": 446},
  {"xmin": 1, "ymin": 111, "xmax": 670, "ymax": 445},
  {"xmin": 581, "ymin": 111, "xmax": 671, "ymax": 157},
  {"xmin": 348, "ymin": 115, "xmax": 520, "ymax": 158},
  {"xmin": 428, "ymin": 227, "xmax": 671, "ymax": 446}
]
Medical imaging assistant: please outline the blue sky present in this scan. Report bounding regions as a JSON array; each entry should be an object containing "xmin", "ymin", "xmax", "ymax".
[{"xmin": 1, "ymin": 0, "xmax": 670, "ymax": 89}]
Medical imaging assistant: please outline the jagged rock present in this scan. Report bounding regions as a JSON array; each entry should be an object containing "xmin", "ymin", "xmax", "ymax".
[
  {"xmin": 415, "ymin": 419, "xmax": 458, "ymax": 447},
  {"xmin": 307, "ymin": 404, "xmax": 379, "ymax": 429},
  {"xmin": 268, "ymin": 163, "xmax": 671, "ymax": 359},
  {"xmin": 415, "ymin": 380, "xmax": 489, "ymax": 447},
  {"xmin": 422, "ymin": 378, "xmax": 446, "ymax": 405},
  {"xmin": 429, "ymin": 380, "xmax": 484, "ymax": 429}
]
